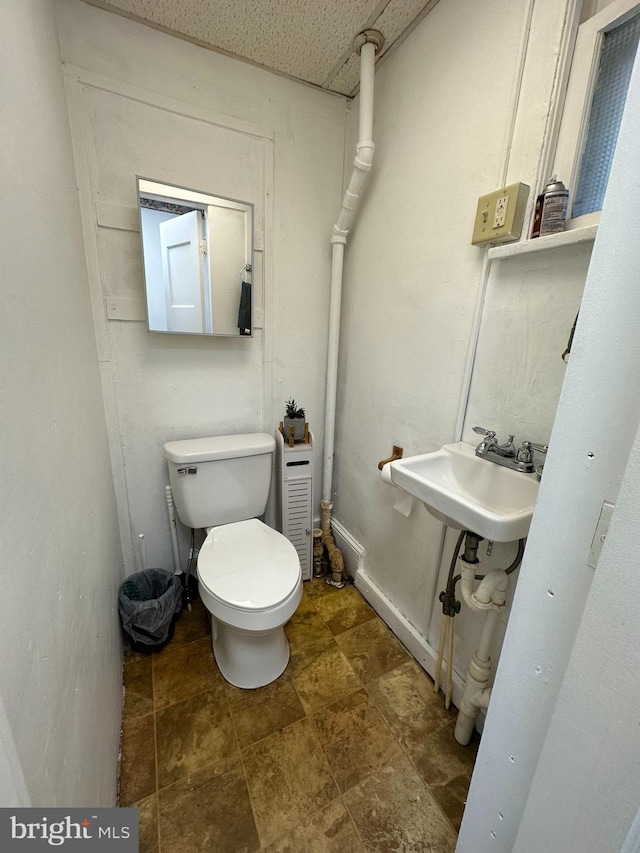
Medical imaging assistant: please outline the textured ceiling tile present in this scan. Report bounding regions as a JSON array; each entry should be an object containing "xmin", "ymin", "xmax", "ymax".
[
  {"xmin": 329, "ymin": 52, "xmax": 361, "ymax": 97},
  {"xmin": 86, "ymin": 0, "xmax": 438, "ymax": 95},
  {"xmin": 329, "ymin": 0, "xmax": 437, "ymax": 96},
  {"xmin": 101, "ymin": 0, "xmax": 383, "ymax": 86}
]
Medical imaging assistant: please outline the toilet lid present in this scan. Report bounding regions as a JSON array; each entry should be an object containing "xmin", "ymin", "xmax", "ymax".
[{"xmin": 198, "ymin": 519, "xmax": 300, "ymax": 611}]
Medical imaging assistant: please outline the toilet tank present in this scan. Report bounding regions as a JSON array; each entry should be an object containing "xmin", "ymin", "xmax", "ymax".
[{"xmin": 164, "ymin": 433, "xmax": 275, "ymax": 529}]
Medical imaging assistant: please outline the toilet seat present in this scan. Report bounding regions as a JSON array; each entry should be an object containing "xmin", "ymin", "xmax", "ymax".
[{"xmin": 197, "ymin": 519, "xmax": 302, "ymax": 630}]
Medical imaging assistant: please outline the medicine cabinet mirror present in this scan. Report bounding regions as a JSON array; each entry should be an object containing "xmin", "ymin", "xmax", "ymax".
[{"xmin": 137, "ymin": 177, "xmax": 253, "ymax": 336}]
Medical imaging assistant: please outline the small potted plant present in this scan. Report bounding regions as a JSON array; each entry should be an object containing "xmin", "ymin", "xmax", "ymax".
[{"xmin": 283, "ymin": 398, "xmax": 306, "ymax": 442}]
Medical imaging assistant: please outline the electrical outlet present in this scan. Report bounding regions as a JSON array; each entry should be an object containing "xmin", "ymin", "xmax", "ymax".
[
  {"xmin": 494, "ymin": 195, "xmax": 509, "ymax": 228},
  {"xmin": 472, "ymin": 183, "xmax": 529, "ymax": 246}
]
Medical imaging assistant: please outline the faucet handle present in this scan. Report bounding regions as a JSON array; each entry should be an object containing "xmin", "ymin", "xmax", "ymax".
[
  {"xmin": 516, "ymin": 440, "xmax": 548, "ymax": 465},
  {"xmin": 473, "ymin": 426, "xmax": 496, "ymax": 438},
  {"xmin": 529, "ymin": 442, "xmax": 548, "ymax": 454}
]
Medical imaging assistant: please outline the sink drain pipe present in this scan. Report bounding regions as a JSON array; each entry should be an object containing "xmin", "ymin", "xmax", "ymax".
[
  {"xmin": 321, "ymin": 30, "xmax": 384, "ymax": 587},
  {"xmin": 454, "ymin": 557, "xmax": 508, "ymax": 745},
  {"xmin": 434, "ymin": 531, "xmax": 524, "ymax": 743},
  {"xmin": 453, "ymin": 533, "xmax": 525, "ymax": 745}
]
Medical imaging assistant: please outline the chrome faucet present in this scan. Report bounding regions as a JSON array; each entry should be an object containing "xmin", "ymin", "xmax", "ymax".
[
  {"xmin": 473, "ymin": 426, "xmax": 515, "ymax": 457},
  {"xmin": 472, "ymin": 426, "xmax": 546, "ymax": 473}
]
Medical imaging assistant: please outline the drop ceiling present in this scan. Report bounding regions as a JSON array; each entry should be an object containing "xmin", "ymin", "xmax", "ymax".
[{"xmin": 81, "ymin": 0, "xmax": 440, "ymax": 96}]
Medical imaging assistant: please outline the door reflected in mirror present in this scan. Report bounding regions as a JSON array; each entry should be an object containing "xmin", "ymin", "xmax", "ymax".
[{"xmin": 137, "ymin": 178, "xmax": 253, "ymax": 336}]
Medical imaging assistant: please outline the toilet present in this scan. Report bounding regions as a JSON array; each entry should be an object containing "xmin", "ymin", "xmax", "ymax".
[{"xmin": 163, "ymin": 433, "xmax": 302, "ymax": 688}]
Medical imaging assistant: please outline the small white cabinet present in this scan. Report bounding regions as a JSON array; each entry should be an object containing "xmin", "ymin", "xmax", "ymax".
[{"xmin": 275, "ymin": 429, "xmax": 313, "ymax": 581}]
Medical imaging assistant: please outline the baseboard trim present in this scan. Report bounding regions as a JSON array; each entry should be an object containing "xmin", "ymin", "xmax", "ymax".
[
  {"xmin": 354, "ymin": 566, "xmax": 466, "ymax": 710},
  {"xmin": 330, "ymin": 517, "xmax": 365, "ymax": 577}
]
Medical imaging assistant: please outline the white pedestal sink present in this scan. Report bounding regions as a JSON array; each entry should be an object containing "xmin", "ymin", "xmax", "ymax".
[{"xmin": 386, "ymin": 442, "xmax": 539, "ymax": 542}]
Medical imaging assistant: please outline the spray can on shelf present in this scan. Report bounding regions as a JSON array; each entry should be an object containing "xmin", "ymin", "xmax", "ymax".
[{"xmin": 530, "ymin": 177, "xmax": 569, "ymax": 238}]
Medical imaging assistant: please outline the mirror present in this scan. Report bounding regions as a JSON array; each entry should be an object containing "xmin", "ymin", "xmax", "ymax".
[{"xmin": 137, "ymin": 178, "xmax": 253, "ymax": 336}]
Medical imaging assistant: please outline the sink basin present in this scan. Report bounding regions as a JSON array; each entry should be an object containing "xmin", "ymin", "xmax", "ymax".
[{"xmin": 387, "ymin": 442, "xmax": 539, "ymax": 542}]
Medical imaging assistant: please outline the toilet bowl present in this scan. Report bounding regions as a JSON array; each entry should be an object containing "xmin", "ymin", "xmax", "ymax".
[
  {"xmin": 164, "ymin": 432, "xmax": 302, "ymax": 689},
  {"xmin": 197, "ymin": 517, "xmax": 302, "ymax": 688}
]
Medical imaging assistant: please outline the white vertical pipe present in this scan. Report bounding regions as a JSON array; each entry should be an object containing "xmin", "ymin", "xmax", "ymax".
[
  {"xmin": 322, "ymin": 239, "xmax": 345, "ymax": 502},
  {"xmin": 322, "ymin": 34, "xmax": 380, "ymax": 505},
  {"xmin": 455, "ymin": 564, "xmax": 508, "ymax": 744},
  {"xmin": 476, "ymin": 608, "xmax": 501, "ymax": 662},
  {"xmin": 358, "ymin": 41, "xmax": 375, "ymax": 143}
]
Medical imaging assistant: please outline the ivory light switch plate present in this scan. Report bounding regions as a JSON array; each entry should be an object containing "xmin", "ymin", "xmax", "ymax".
[
  {"xmin": 588, "ymin": 501, "xmax": 615, "ymax": 569},
  {"xmin": 472, "ymin": 182, "xmax": 529, "ymax": 246}
]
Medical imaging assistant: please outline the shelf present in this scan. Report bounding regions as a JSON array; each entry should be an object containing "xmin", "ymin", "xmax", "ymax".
[{"xmin": 487, "ymin": 224, "xmax": 598, "ymax": 260}]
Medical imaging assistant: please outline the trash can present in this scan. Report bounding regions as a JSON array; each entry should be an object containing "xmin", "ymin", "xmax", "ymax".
[{"xmin": 118, "ymin": 568, "xmax": 182, "ymax": 653}]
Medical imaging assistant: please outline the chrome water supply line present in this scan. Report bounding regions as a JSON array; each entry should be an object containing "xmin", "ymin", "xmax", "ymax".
[
  {"xmin": 138, "ymin": 533, "xmax": 147, "ymax": 571},
  {"xmin": 165, "ymin": 485, "xmax": 183, "ymax": 576},
  {"xmin": 182, "ymin": 527, "xmax": 199, "ymax": 612},
  {"xmin": 321, "ymin": 30, "xmax": 384, "ymax": 588}
]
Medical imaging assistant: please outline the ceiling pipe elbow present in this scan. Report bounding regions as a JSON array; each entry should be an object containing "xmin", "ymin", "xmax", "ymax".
[
  {"xmin": 353, "ymin": 30, "xmax": 385, "ymax": 53},
  {"xmin": 332, "ymin": 33, "xmax": 382, "ymax": 233}
]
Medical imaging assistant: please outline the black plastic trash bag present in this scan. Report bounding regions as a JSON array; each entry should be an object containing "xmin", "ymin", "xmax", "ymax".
[{"xmin": 118, "ymin": 568, "xmax": 182, "ymax": 653}]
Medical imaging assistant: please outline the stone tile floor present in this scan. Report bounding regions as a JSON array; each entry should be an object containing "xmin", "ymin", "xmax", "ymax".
[{"xmin": 120, "ymin": 577, "xmax": 478, "ymax": 852}]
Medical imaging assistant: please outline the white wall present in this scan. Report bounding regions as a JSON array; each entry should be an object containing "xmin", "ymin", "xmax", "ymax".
[
  {"xmin": 55, "ymin": 0, "xmax": 346, "ymax": 573},
  {"xmin": 460, "ymin": 41, "xmax": 640, "ymax": 850},
  {"xmin": 462, "ymin": 244, "xmax": 589, "ymax": 448},
  {"xmin": 54, "ymin": 2, "xmax": 589, "ymax": 706},
  {"xmin": 335, "ymin": 0, "xmax": 525, "ymax": 631},
  {"xmin": 334, "ymin": 0, "xmax": 585, "ymax": 694},
  {"xmin": 0, "ymin": 0, "xmax": 123, "ymax": 806}
]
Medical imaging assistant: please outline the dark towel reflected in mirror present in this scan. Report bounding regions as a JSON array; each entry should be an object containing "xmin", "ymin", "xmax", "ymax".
[{"xmin": 238, "ymin": 281, "xmax": 251, "ymax": 335}]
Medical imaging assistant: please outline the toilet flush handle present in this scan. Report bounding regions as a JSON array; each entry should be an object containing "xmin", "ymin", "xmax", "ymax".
[{"xmin": 177, "ymin": 466, "xmax": 198, "ymax": 475}]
